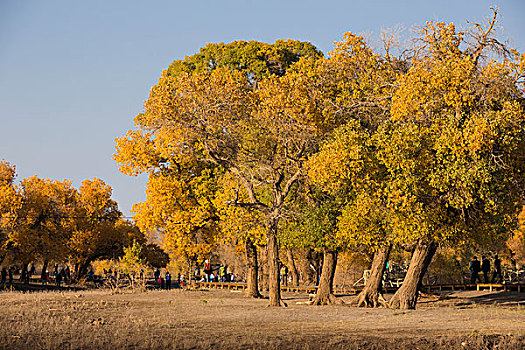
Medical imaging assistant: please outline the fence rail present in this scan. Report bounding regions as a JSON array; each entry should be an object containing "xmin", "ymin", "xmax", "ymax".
[{"xmin": 194, "ymin": 281, "xmax": 525, "ymax": 294}]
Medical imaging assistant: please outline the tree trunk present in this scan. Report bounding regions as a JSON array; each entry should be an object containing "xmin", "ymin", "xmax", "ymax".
[
  {"xmin": 266, "ymin": 217, "xmax": 285, "ymax": 307},
  {"xmin": 297, "ymin": 248, "xmax": 316, "ymax": 285},
  {"xmin": 312, "ymin": 249, "xmax": 339, "ymax": 305},
  {"xmin": 312, "ymin": 251, "xmax": 323, "ymax": 286},
  {"xmin": 77, "ymin": 260, "xmax": 91, "ymax": 280},
  {"xmin": 40, "ymin": 260, "xmax": 48, "ymax": 280},
  {"xmin": 286, "ymin": 249, "xmax": 299, "ymax": 286},
  {"xmin": 389, "ymin": 240, "xmax": 438, "ymax": 309},
  {"xmin": 73, "ymin": 263, "xmax": 79, "ymax": 281},
  {"xmin": 259, "ymin": 245, "xmax": 269, "ymax": 291},
  {"xmin": 245, "ymin": 239, "xmax": 262, "ymax": 298},
  {"xmin": 355, "ymin": 244, "xmax": 392, "ymax": 307}
]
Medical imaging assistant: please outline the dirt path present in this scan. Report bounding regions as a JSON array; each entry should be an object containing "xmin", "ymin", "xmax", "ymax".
[{"xmin": 0, "ymin": 289, "xmax": 524, "ymax": 349}]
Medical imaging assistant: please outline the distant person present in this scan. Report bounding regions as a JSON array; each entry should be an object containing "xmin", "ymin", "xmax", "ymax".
[
  {"xmin": 225, "ymin": 265, "xmax": 232, "ymax": 282},
  {"xmin": 470, "ymin": 256, "xmax": 481, "ymax": 283},
  {"xmin": 204, "ymin": 260, "xmax": 211, "ymax": 282},
  {"xmin": 280, "ymin": 264, "xmax": 289, "ymax": 286},
  {"xmin": 56, "ymin": 269, "xmax": 63, "ymax": 286},
  {"xmin": 491, "ymin": 255, "xmax": 502, "ymax": 283},
  {"xmin": 59, "ymin": 268, "xmax": 66, "ymax": 285},
  {"xmin": 42, "ymin": 270, "xmax": 50, "ymax": 286},
  {"xmin": 481, "ymin": 256, "xmax": 490, "ymax": 283},
  {"xmin": 154, "ymin": 269, "xmax": 160, "ymax": 285},
  {"xmin": 65, "ymin": 266, "xmax": 71, "ymax": 283},
  {"xmin": 165, "ymin": 271, "xmax": 171, "ymax": 290},
  {"xmin": 160, "ymin": 276, "xmax": 165, "ymax": 290},
  {"xmin": 29, "ymin": 264, "xmax": 36, "ymax": 277},
  {"xmin": 180, "ymin": 274, "xmax": 185, "ymax": 287},
  {"xmin": 1, "ymin": 267, "xmax": 7, "ymax": 285},
  {"xmin": 218, "ymin": 265, "xmax": 225, "ymax": 282}
]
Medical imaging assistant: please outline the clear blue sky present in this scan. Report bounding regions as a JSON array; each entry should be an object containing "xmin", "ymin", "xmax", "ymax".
[{"xmin": 1, "ymin": 0, "xmax": 524, "ymax": 216}]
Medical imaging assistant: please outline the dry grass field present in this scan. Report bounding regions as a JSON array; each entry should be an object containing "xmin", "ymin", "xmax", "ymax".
[{"xmin": 0, "ymin": 288, "xmax": 524, "ymax": 349}]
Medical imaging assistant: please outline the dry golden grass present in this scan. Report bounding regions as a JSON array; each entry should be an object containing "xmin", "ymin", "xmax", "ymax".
[{"xmin": 0, "ymin": 288, "xmax": 524, "ymax": 349}]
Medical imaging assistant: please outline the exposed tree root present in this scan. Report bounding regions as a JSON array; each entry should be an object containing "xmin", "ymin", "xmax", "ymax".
[
  {"xmin": 388, "ymin": 293, "xmax": 416, "ymax": 309},
  {"xmin": 244, "ymin": 291, "xmax": 263, "ymax": 299},
  {"xmin": 311, "ymin": 293, "xmax": 343, "ymax": 306},
  {"xmin": 354, "ymin": 290, "xmax": 388, "ymax": 308},
  {"xmin": 267, "ymin": 299, "xmax": 288, "ymax": 307}
]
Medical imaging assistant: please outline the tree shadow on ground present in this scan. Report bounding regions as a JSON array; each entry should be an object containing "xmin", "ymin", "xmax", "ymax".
[
  {"xmin": 416, "ymin": 290, "xmax": 525, "ymax": 307},
  {"xmin": 468, "ymin": 292, "xmax": 525, "ymax": 306},
  {"xmin": 1, "ymin": 281, "xmax": 85, "ymax": 292}
]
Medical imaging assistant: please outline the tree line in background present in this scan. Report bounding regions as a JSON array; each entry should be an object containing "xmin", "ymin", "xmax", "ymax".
[{"xmin": 0, "ymin": 162, "xmax": 168, "ymax": 281}]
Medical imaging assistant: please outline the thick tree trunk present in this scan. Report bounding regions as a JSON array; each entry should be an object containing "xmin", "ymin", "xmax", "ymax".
[
  {"xmin": 77, "ymin": 261, "xmax": 91, "ymax": 280},
  {"xmin": 40, "ymin": 260, "xmax": 48, "ymax": 280},
  {"xmin": 259, "ymin": 245, "xmax": 269, "ymax": 291},
  {"xmin": 355, "ymin": 244, "xmax": 392, "ymax": 307},
  {"xmin": 312, "ymin": 250, "xmax": 339, "ymax": 305},
  {"xmin": 267, "ymin": 226, "xmax": 285, "ymax": 306},
  {"xmin": 297, "ymin": 248, "xmax": 316, "ymax": 285},
  {"xmin": 389, "ymin": 240, "xmax": 438, "ymax": 309},
  {"xmin": 286, "ymin": 249, "xmax": 299, "ymax": 286},
  {"xmin": 245, "ymin": 239, "xmax": 262, "ymax": 298}
]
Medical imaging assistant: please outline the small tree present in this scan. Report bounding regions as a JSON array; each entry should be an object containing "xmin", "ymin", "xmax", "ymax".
[{"xmin": 119, "ymin": 240, "xmax": 148, "ymax": 290}]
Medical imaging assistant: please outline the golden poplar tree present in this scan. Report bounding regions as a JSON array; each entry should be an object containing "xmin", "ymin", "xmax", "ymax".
[{"xmin": 115, "ymin": 40, "xmax": 323, "ymax": 306}]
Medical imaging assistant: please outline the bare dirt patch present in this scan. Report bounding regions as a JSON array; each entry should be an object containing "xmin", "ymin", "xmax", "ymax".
[{"xmin": 0, "ymin": 289, "xmax": 524, "ymax": 349}]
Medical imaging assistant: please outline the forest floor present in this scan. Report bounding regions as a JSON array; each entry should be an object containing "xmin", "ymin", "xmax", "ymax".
[{"xmin": 0, "ymin": 287, "xmax": 524, "ymax": 349}]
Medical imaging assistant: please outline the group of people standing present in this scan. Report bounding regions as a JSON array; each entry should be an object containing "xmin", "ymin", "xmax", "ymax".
[
  {"xmin": 202, "ymin": 261, "xmax": 234, "ymax": 283},
  {"xmin": 469, "ymin": 255, "xmax": 502, "ymax": 283},
  {"xmin": 153, "ymin": 269, "xmax": 187, "ymax": 290},
  {"xmin": 1, "ymin": 264, "xmax": 71, "ymax": 287}
]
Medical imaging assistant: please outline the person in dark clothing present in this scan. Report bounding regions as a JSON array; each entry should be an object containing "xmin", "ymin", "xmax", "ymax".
[
  {"xmin": 65, "ymin": 266, "xmax": 71, "ymax": 283},
  {"xmin": 1, "ymin": 267, "xmax": 6, "ymax": 284},
  {"xmin": 491, "ymin": 255, "xmax": 502, "ymax": 283},
  {"xmin": 56, "ymin": 269, "xmax": 63, "ymax": 286},
  {"xmin": 29, "ymin": 264, "xmax": 36, "ymax": 277},
  {"xmin": 154, "ymin": 269, "xmax": 160, "ymax": 286},
  {"xmin": 165, "ymin": 271, "xmax": 171, "ymax": 290},
  {"xmin": 470, "ymin": 256, "xmax": 481, "ymax": 283},
  {"xmin": 481, "ymin": 256, "xmax": 490, "ymax": 283}
]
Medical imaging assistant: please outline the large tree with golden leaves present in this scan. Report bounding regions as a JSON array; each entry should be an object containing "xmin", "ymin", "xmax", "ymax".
[
  {"xmin": 308, "ymin": 9, "xmax": 525, "ymax": 310},
  {"xmin": 115, "ymin": 40, "xmax": 323, "ymax": 306},
  {"xmin": 381, "ymin": 12, "xmax": 525, "ymax": 309},
  {"xmin": 69, "ymin": 178, "xmax": 143, "ymax": 279}
]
